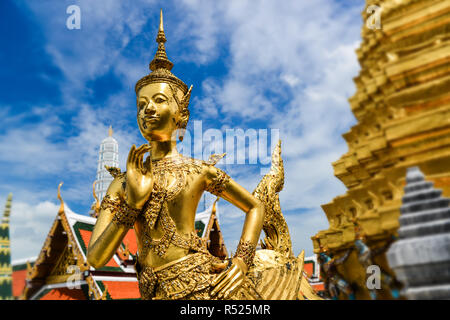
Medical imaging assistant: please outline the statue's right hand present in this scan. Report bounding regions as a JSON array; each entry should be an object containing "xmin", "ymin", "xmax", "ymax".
[{"xmin": 125, "ymin": 144, "xmax": 153, "ymax": 209}]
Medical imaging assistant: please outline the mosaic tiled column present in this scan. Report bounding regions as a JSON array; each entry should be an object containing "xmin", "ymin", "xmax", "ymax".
[{"xmin": 0, "ymin": 193, "xmax": 13, "ymax": 300}]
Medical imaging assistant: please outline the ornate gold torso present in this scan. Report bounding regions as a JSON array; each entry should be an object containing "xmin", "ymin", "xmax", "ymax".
[
  {"xmin": 105, "ymin": 155, "xmax": 229, "ymax": 269},
  {"xmin": 136, "ymin": 155, "xmax": 210, "ymax": 268}
]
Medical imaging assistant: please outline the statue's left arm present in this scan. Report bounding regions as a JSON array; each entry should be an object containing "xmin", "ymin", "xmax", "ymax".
[{"xmin": 205, "ymin": 165, "xmax": 264, "ymax": 299}]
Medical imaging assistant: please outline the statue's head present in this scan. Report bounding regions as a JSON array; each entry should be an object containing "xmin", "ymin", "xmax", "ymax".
[{"xmin": 135, "ymin": 10, "xmax": 192, "ymax": 142}]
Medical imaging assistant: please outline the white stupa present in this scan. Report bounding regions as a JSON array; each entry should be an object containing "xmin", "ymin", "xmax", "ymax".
[{"xmin": 95, "ymin": 126, "xmax": 119, "ymax": 203}]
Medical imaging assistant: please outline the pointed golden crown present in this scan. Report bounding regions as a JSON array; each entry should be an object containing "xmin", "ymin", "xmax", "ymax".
[{"xmin": 135, "ymin": 9, "xmax": 189, "ymax": 95}]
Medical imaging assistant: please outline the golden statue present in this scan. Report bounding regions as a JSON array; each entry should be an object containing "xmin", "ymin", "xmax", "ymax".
[{"xmin": 87, "ymin": 10, "xmax": 320, "ymax": 300}]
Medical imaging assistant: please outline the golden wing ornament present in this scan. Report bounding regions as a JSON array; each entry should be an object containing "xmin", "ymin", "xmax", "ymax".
[{"xmin": 232, "ymin": 140, "xmax": 322, "ymax": 300}]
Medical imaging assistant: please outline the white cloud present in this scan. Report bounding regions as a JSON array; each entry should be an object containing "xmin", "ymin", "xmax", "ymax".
[
  {"xmin": 281, "ymin": 74, "xmax": 301, "ymax": 88},
  {"xmin": 173, "ymin": 0, "xmax": 226, "ymax": 65},
  {"xmin": 0, "ymin": 102, "xmax": 140, "ymax": 208},
  {"xmin": 0, "ymin": 112, "xmax": 65, "ymax": 176},
  {"xmin": 9, "ymin": 200, "xmax": 73, "ymax": 261},
  {"xmin": 20, "ymin": 0, "xmax": 158, "ymax": 103}
]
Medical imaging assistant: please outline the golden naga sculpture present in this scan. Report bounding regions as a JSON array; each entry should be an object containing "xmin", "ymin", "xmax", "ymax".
[{"xmin": 87, "ymin": 10, "xmax": 320, "ymax": 300}]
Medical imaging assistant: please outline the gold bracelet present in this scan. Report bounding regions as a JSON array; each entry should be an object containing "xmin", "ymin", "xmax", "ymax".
[
  {"xmin": 100, "ymin": 195, "xmax": 141, "ymax": 228},
  {"xmin": 234, "ymin": 239, "xmax": 256, "ymax": 268},
  {"xmin": 205, "ymin": 168, "xmax": 230, "ymax": 196}
]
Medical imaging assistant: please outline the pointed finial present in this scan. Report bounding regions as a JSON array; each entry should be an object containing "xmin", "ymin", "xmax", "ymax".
[
  {"xmin": 406, "ymin": 166, "xmax": 425, "ymax": 183},
  {"xmin": 91, "ymin": 181, "xmax": 100, "ymax": 218},
  {"xmin": 57, "ymin": 182, "xmax": 65, "ymax": 214},
  {"xmin": 149, "ymin": 9, "xmax": 173, "ymax": 72},
  {"xmin": 268, "ymin": 139, "xmax": 284, "ymax": 192},
  {"xmin": 211, "ymin": 197, "xmax": 219, "ymax": 216},
  {"xmin": 159, "ymin": 8, "xmax": 164, "ymax": 33},
  {"xmin": 156, "ymin": 8, "xmax": 166, "ymax": 43},
  {"xmin": 108, "ymin": 125, "xmax": 113, "ymax": 137},
  {"xmin": 135, "ymin": 9, "xmax": 189, "ymax": 95}
]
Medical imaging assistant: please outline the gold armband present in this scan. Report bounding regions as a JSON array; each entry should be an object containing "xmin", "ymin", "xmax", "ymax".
[
  {"xmin": 234, "ymin": 239, "xmax": 256, "ymax": 268},
  {"xmin": 205, "ymin": 168, "xmax": 230, "ymax": 196},
  {"xmin": 100, "ymin": 195, "xmax": 141, "ymax": 228}
]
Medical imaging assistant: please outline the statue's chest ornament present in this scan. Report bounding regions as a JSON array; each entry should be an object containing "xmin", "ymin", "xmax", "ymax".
[
  {"xmin": 141, "ymin": 156, "xmax": 201, "ymax": 228},
  {"xmin": 138, "ymin": 156, "xmax": 207, "ymax": 259}
]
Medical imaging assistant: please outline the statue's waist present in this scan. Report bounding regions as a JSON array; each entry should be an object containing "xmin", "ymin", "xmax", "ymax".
[
  {"xmin": 142, "ymin": 251, "xmax": 203, "ymax": 273},
  {"xmin": 137, "ymin": 245, "xmax": 190, "ymax": 269},
  {"xmin": 136, "ymin": 251, "xmax": 220, "ymax": 300},
  {"xmin": 136, "ymin": 224, "xmax": 194, "ymax": 240},
  {"xmin": 137, "ymin": 229, "xmax": 209, "ymax": 265}
]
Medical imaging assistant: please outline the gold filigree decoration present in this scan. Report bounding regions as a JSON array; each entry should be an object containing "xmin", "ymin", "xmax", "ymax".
[
  {"xmin": 206, "ymin": 153, "xmax": 226, "ymax": 165},
  {"xmin": 234, "ymin": 239, "xmax": 256, "ymax": 268},
  {"xmin": 105, "ymin": 166, "xmax": 122, "ymax": 178},
  {"xmin": 140, "ymin": 202, "xmax": 209, "ymax": 258},
  {"xmin": 252, "ymin": 140, "xmax": 292, "ymax": 256},
  {"xmin": 50, "ymin": 245, "xmax": 76, "ymax": 276},
  {"xmin": 135, "ymin": 10, "xmax": 190, "ymax": 97},
  {"xmin": 100, "ymin": 195, "xmax": 141, "ymax": 229},
  {"xmin": 141, "ymin": 155, "xmax": 201, "ymax": 230},
  {"xmin": 138, "ymin": 252, "xmax": 220, "ymax": 300},
  {"xmin": 137, "ymin": 266, "xmax": 158, "ymax": 300},
  {"xmin": 138, "ymin": 155, "xmax": 211, "ymax": 258},
  {"xmin": 205, "ymin": 168, "xmax": 230, "ymax": 197}
]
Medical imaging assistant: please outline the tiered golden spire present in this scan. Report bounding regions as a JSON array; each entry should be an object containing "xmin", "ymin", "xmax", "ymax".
[
  {"xmin": 135, "ymin": 9, "xmax": 188, "ymax": 94},
  {"xmin": 150, "ymin": 9, "xmax": 173, "ymax": 72}
]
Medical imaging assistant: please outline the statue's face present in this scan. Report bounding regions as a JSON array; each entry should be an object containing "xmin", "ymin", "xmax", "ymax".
[{"xmin": 136, "ymin": 82, "xmax": 182, "ymax": 141}]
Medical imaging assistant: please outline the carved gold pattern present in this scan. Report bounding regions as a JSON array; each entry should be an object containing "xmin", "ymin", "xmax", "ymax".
[
  {"xmin": 100, "ymin": 195, "xmax": 141, "ymax": 229},
  {"xmin": 50, "ymin": 245, "xmax": 76, "ymax": 277},
  {"xmin": 205, "ymin": 168, "xmax": 231, "ymax": 197},
  {"xmin": 234, "ymin": 240, "xmax": 256, "ymax": 268},
  {"xmin": 138, "ymin": 155, "xmax": 218, "ymax": 258},
  {"xmin": 105, "ymin": 166, "xmax": 123, "ymax": 179},
  {"xmin": 253, "ymin": 141, "xmax": 292, "ymax": 256},
  {"xmin": 139, "ymin": 201, "xmax": 209, "ymax": 258},
  {"xmin": 137, "ymin": 252, "xmax": 221, "ymax": 300}
]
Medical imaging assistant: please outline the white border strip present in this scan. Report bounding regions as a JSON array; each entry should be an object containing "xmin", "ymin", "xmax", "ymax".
[
  {"xmin": 66, "ymin": 211, "xmax": 96, "ymax": 226},
  {"xmin": 29, "ymin": 280, "xmax": 88, "ymax": 300},
  {"xmin": 12, "ymin": 256, "xmax": 38, "ymax": 266},
  {"xmin": 92, "ymin": 275, "xmax": 138, "ymax": 282}
]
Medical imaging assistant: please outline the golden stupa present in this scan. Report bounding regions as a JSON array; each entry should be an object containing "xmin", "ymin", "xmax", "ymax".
[{"xmin": 313, "ymin": 0, "xmax": 450, "ymax": 300}]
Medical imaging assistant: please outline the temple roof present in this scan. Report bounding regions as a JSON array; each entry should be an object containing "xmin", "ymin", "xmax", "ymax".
[{"xmin": 22, "ymin": 199, "xmax": 139, "ymax": 300}]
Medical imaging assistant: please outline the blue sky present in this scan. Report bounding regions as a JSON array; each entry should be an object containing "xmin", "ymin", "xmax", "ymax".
[{"xmin": 1, "ymin": 0, "xmax": 364, "ymax": 261}]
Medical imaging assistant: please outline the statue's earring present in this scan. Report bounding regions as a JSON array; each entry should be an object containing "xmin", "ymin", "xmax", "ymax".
[
  {"xmin": 178, "ymin": 128, "xmax": 186, "ymax": 142},
  {"xmin": 175, "ymin": 85, "xmax": 192, "ymax": 143}
]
